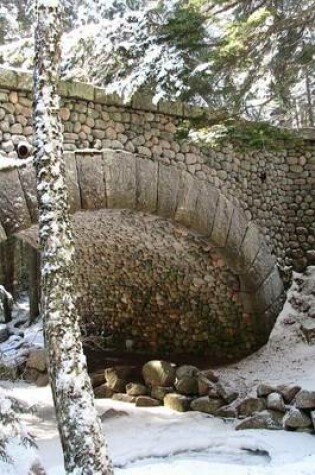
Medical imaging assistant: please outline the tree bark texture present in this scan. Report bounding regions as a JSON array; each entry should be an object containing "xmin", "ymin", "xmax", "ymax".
[{"xmin": 33, "ymin": 2, "xmax": 114, "ymax": 474}]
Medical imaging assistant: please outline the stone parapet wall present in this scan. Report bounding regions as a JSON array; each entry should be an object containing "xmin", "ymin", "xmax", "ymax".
[{"xmin": 0, "ymin": 68, "xmax": 314, "ymax": 271}]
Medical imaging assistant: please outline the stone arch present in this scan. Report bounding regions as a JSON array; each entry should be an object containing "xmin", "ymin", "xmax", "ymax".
[{"xmin": 0, "ymin": 149, "xmax": 284, "ymax": 354}]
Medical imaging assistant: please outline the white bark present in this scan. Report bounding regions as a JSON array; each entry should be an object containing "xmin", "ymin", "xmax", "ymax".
[{"xmin": 33, "ymin": 2, "xmax": 114, "ymax": 474}]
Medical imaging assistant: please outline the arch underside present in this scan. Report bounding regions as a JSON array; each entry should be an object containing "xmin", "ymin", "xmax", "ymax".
[{"xmin": 0, "ymin": 149, "xmax": 284, "ymax": 359}]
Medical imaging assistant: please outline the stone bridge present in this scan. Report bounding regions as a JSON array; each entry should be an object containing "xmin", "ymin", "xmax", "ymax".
[
  {"xmin": 0, "ymin": 67, "xmax": 314, "ymax": 360},
  {"xmin": 0, "ymin": 150, "xmax": 284, "ymax": 361}
]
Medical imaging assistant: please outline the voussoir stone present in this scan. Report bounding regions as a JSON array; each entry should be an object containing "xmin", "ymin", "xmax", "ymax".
[
  {"xmin": 163, "ymin": 393, "xmax": 191, "ymax": 412},
  {"xmin": 295, "ymin": 390, "xmax": 315, "ymax": 410},
  {"xmin": 142, "ymin": 360, "xmax": 176, "ymax": 387}
]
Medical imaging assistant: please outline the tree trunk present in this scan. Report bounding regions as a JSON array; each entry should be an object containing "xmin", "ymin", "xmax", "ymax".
[
  {"xmin": 33, "ymin": 2, "xmax": 114, "ymax": 474},
  {"xmin": 305, "ymin": 66, "xmax": 314, "ymax": 127}
]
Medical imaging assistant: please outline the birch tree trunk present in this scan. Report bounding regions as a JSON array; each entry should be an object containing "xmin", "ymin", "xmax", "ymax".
[{"xmin": 33, "ymin": 2, "xmax": 114, "ymax": 474}]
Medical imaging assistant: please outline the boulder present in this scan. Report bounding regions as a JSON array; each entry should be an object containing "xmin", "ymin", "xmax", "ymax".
[
  {"xmin": 106, "ymin": 377, "xmax": 127, "ymax": 393},
  {"xmin": 100, "ymin": 409, "xmax": 128, "ymax": 420},
  {"xmin": 208, "ymin": 382, "xmax": 221, "ymax": 399},
  {"xmin": 237, "ymin": 397, "xmax": 266, "ymax": 418},
  {"xmin": 26, "ymin": 349, "xmax": 46, "ymax": 373},
  {"xmin": 105, "ymin": 366, "xmax": 141, "ymax": 384},
  {"xmin": 36, "ymin": 373, "xmax": 49, "ymax": 387},
  {"xmin": 94, "ymin": 384, "xmax": 115, "ymax": 399},
  {"xmin": 200, "ymin": 369, "xmax": 219, "ymax": 383},
  {"xmin": 126, "ymin": 383, "xmax": 148, "ymax": 397},
  {"xmin": 216, "ymin": 403, "xmax": 238, "ymax": 419},
  {"xmin": 112, "ymin": 393, "xmax": 136, "ymax": 404},
  {"xmin": 283, "ymin": 408, "xmax": 312, "ymax": 430},
  {"xmin": 295, "ymin": 390, "xmax": 315, "ymax": 410},
  {"xmin": 151, "ymin": 386, "xmax": 173, "ymax": 401},
  {"xmin": 135, "ymin": 396, "xmax": 160, "ymax": 407},
  {"xmin": 163, "ymin": 393, "xmax": 191, "ymax": 412},
  {"xmin": 276, "ymin": 384, "xmax": 301, "ymax": 403},
  {"xmin": 257, "ymin": 383, "xmax": 277, "ymax": 398},
  {"xmin": 90, "ymin": 372, "xmax": 106, "ymax": 388},
  {"xmin": 235, "ymin": 410, "xmax": 283, "ymax": 431},
  {"xmin": 176, "ymin": 365, "xmax": 199, "ymax": 379},
  {"xmin": 24, "ymin": 367, "xmax": 42, "ymax": 383},
  {"xmin": 197, "ymin": 374, "xmax": 213, "ymax": 396},
  {"xmin": 191, "ymin": 396, "xmax": 224, "ymax": 414},
  {"xmin": 105, "ymin": 367, "xmax": 128, "ymax": 392},
  {"xmin": 266, "ymin": 393, "xmax": 286, "ymax": 413},
  {"xmin": 216, "ymin": 381, "xmax": 239, "ymax": 404},
  {"xmin": 299, "ymin": 317, "xmax": 315, "ymax": 344},
  {"xmin": 197, "ymin": 375, "xmax": 220, "ymax": 398},
  {"xmin": 142, "ymin": 360, "xmax": 176, "ymax": 387},
  {"xmin": 175, "ymin": 375, "xmax": 198, "ymax": 395}
]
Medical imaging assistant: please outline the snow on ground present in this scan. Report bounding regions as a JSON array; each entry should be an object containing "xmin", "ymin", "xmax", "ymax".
[
  {"xmin": 0, "ymin": 293, "xmax": 44, "ymax": 368},
  {"xmin": 0, "ymin": 268, "xmax": 314, "ymax": 474},
  {"xmin": 1, "ymin": 382, "xmax": 315, "ymax": 475},
  {"xmin": 218, "ymin": 267, "xmax": 315, "ymax": 392}
]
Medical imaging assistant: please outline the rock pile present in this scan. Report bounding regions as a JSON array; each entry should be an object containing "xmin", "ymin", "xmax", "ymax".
[
  {"xmin": 235, "ymin": 383, "xmax": 315, "ymax": 432},
  {"xmin": 92, "ymin": 359, "xmax": 315, "ymax": 433},
  {"xmin": 289, "ymin": 267, "xmax": 315, "ymax": 344}
]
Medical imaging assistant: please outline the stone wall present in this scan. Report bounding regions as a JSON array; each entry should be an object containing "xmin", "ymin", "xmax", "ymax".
[
  {"xmin": 0, "ymin": 68, "xmax": 314, "ymax": 271},
  {"xmin": 73, "ymin": 209, "xmax": 251, "ymax": 360},
  {"xmin": 15, "ymin": 208, "xmax": 276, "ymax": 361},
  {"xmin": 4, "ymin": 147, "xmax": 284, "ymax": 360}
]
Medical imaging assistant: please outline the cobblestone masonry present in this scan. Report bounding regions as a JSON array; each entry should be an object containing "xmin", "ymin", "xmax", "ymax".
[
  {"xmin": 74, "ymin": 209, "xmax": 250, "ymax": 359},
  {"xmin": 1, "ymin": 148, "xmax": 284, "ymax": 359},
  {"xmin": 0, "ymin": 68, "xmax": 313, "ymax": 358},
  {"xmin": 0, "ymin": 68, "xmax": 314, "ymax": 272}
]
